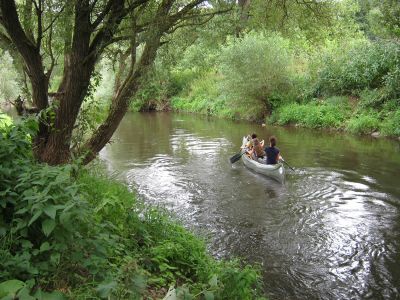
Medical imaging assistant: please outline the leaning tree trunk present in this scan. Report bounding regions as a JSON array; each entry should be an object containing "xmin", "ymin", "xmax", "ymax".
[{"xmin": 83, "ymin": 32, "xmax": 163, "ymax": 164}]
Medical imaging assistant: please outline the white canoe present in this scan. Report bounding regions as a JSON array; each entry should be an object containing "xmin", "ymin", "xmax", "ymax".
[{"xmin": 241, "ymin": 137, "xmax": 285, "ymax": 183}]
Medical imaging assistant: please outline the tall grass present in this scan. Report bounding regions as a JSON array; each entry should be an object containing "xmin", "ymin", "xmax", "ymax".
[{"xmin": 273, "ymin": 101, "xmax": 350, "ymax": 129}]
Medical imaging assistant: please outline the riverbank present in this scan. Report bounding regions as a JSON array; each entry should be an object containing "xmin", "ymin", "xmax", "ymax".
[
  {"xmin": 169, "ymin": 95, "xmax": 400, "ymax": 140},
  {"xmin": 0, "ymin": 118, "xmax": 264, "ymax": 299},
  {"xmin": 129, "ymin": 33, "xmax": 399, "ymax": 141}
]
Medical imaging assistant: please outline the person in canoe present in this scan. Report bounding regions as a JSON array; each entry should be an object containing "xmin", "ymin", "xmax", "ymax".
[
  {"xmin": 265, "ymin": 135, "xmax": 281, "ymax": 165},
  {"xmin": 245, "ymin": 133, "xmax": 257, "ymax": 149},
  {"xmin": 252, "ymin": 138, "xmax": 266, "ymax": 160}
]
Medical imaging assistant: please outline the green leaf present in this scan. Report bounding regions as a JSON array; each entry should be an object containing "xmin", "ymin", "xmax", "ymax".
[
  {"xmin": 16, "ymin": 287, "xmax": 35, "ymax": 300},
  {"xmin": 34, "ymin": 289, "xmax": 66, "ymax": 300},
  {"xmin": 42, "ymin": 219, "xmax": 56, "ymax": 237},
  {"xmin": 28, "ymin": 210, "xmax": 42, "ymax": 226},
  {"xmin": 40, "ymin": 242, "xmax": 51, "ymax": 252},
  {"xmin": 21, "ymin": 240, "xmax": 33, "ymax": 249},
  {"xmin": 204, "ymin": 291, "xmax": 214, "ymax": 300},
  {"xmin": 95, "ymin": 281, "xmax": 117, "ymax": 299},
  {"xmin": 50, "ymin": 253, "xmax": 61, "ymax": 265},
  {"xmin": 0, "ymin": 280, "xmax": 25, "ymax": 298},
  {"xmin": 15, "ymin": 207, "xmax": 28, "ymax": 215},
  {"xmin": 43, "ymin": 205, "xmax": 58, "ymax": 220},
  {"xmin": 208, "ymin": 274, "xmax": 218, "ymax": 288}
]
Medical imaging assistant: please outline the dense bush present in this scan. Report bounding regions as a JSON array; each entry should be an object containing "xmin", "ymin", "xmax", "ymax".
[
  {"xmin": 171, "ymin": 72, "xmax": 225, "ymax": 115},
  {"xmin": 0, "ymin": 119, "xmax": 113, "ymax": 292},
  {"xmin": 218, "ymin": 32, "xmax": 294, "ymax": 120},
  {"xmin": 379, "ymin": 109, "xmax": 400, "ymax": 136},
  {"xmin": 315, "ymin": 40, "xmax": 400, "ymax": 97},
  {"xmin": 346, "ymin": 113, "xmax": 380, "ymax": 134}
]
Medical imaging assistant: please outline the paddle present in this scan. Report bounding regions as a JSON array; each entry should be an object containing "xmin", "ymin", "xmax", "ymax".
[
  {"xmin": 280, "ymin": 158, "xmax": 295, "ymax": 171},
  {"xmin": 230, "ymin": 149, "xmax": 246, "ymax": 164}
]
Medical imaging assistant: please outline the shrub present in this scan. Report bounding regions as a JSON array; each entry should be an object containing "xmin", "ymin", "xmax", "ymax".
[
  {"xmin": 315, "ymin": 40, "xmax": 399, "ymax": 96},
  {"xmin": 357, "ymin": 88, "xmax": 387, "ymax": 110},
  {"xmin": 0, "ymin": 120, "xmax": 115, "ymax": 287},
  {"xmin": 346, "ymin": 113, "xmax": 380, "ymax": 134},
  {"xmin": 274, "ymin": 102, "xmax": 349, "ymax": 128},
  {"xmin": 0, "ymin": 112, "xmax": 12, "ymax": 129},
  {"xmin": 218, "ymin": 32, "xmax": 294, "ymax": 120},
  {"xmin": 380, "ymin": 109, "xmax": 400, "ymax": 136}
]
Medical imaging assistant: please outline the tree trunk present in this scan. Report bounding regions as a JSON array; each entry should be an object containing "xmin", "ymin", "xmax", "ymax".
[
  {"xmin": 83, "ymin": 32, "xmax": 163, "ymax": 164},
  {"xmin": 38, "ymin": 1, "xmax": 95, "ymax": 164}
]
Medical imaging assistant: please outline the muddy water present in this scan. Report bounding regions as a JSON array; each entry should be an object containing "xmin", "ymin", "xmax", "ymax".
[{"xmin": 100, "ymin": 112, "xmax": 400, "ymax": 299}]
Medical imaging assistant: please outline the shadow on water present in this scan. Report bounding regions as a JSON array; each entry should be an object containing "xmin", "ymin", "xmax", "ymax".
[{"xmin": 100, "ymin": 112, "xmax": 400, "ymax": 299}]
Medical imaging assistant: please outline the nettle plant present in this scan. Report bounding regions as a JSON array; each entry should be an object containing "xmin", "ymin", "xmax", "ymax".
[{"xmin": 0, "ymin": 120, "xmax": 111, "ymax": 285}]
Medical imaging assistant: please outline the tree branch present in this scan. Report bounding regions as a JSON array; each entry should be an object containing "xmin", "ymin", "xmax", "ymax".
[
  {"xmin": 167, "ymin": 14, "xmax": 215, "ymax": 34},
  {"xmin": 90, "ymin": 0, "xmax": 114, "ymax": 29},
  {"xmin": 168, "ymin": 0, "xmax": 205, "ymax": 23},
  {"xmin": 45, "ymin": 22, "xmax": 57, "ymax": 81},
  {"xmin": 42, "ymin": 4, "xmax": 66, "ymax": 35},
  {"xmin": 35, "ymin": 0, "xmax": 43, "ymax": 48},
  {"xmin": 87, "ymin": 0, "xmax": 140, "ymax": 63}
]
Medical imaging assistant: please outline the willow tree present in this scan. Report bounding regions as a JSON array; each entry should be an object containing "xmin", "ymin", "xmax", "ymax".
[{"xmin": 0, "ymin": 0, "xmax": 228, "ymax": 164}]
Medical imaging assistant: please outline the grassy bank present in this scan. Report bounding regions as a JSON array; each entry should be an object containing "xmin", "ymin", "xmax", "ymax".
[
  {"xmin": 171, "ymin": 93, "xmax": 400, "ymax": 138},
  {"xmin": 0, "ymin": 118, "xmax": 264, "ymax": 299}
]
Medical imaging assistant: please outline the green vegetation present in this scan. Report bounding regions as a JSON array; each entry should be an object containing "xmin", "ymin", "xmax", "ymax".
[
  {"xmin": 124, "ymin": 0, "xmax": 400, "ymax": 138},
  {"xmin": 272, "ymin": 100, "xmax": 351, "ymax": 129},
  {"xmin": 0, "ymin": 120, "xmax": 263, "ymax": 299}
]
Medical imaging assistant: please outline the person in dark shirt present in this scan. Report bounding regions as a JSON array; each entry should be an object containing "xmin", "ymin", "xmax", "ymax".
[{"xmin": 265, "ymin": 136, "xmax": 281, "ymax": 165}]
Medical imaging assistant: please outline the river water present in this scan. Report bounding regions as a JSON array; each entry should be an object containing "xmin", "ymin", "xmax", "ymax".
[{"xmin": 100, "ymin": 112, "xmax": 400, "ymax": 299}]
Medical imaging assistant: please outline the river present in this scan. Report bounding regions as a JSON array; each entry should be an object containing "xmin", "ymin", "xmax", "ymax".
[{"xmin": 100, "ymin": 112, "xmax": 400, "ymax": 299}]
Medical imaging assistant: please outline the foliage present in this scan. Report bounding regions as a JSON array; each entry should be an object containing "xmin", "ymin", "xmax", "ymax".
[
  {"xmin": 171, "ymin": 72, "xmax": 223, "ymax": 114},
  {"xmin": 218, "ymin": 32, "xmax": 293, "ymax": 120},
  {"xmin": 314, "ymin": 40, "xmax": 400, "ymax": 97},
  {"xmin": 130, "ymin": 63, "xmax": 182, "ymax": 112},
  {"xmin": 72, "ymin": 70, "xmax": 109, "ymax": 151},
  {"xmin": 0, "ymin": 120, "xmax": 264, "ymax": 299},
  {"xmin": 365, "ymin": 0, "xmax": 400, "ymax": 38},
  {"xmin": 246, "ymin": 0, "xmax": 351, "ymax": 43},
  {"xmin": 0, "ymin": 119, "xmax": 114, "ymax": 290},
  {"xmin": 273, "ymin": 101, "xmax": 350, "ymax": 129},
  {"xmin": 0, "ymin": 51, "xmax": 20, "ymax": 102},
  {"xmin": 0, "ymin": 112, "xmax": 12, "ymax": 128},
  {"xmin": 380, "ymin": 109, "xmax": 400, "ymax": 136},
  {"xmin": 346, "ymin": 113, "xmax": 380, "ymax": 134}
]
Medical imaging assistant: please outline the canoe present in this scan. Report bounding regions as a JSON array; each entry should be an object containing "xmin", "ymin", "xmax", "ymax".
[{"xmin": 241, "ymin": 137, "xmax": 285, "ymax": 183}]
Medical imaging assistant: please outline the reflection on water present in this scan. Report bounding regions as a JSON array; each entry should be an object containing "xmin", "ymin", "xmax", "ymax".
[{"xmin": 100, "ymin": 112, "xmax": 400, "ymax": 299}]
